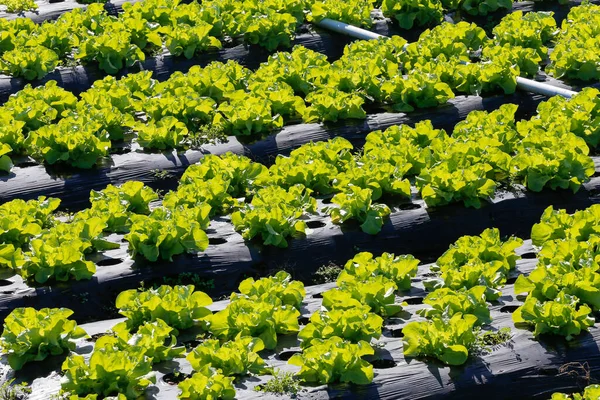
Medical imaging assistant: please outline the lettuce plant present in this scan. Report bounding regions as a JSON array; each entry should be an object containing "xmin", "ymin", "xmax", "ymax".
[
  {"xmin": 206, "ymin": 295, "xmax": 300, "ymax": 350},
  {"xmin": 418, "ymin": 286, "xmax": 492, "ymax": 325},
  {"xmin": 402, "ymin": 313, "xmax": 478, "ymax": 365},
  {"xmin": 187, "ymin": 336, "xmax": 268, "ymax": 376},
  {"xmin": 61, "ymin": 336, "xmax": 156, "ymax": 399},
  {"xmin": 513, "ymin": 293, "xmax": 595, "ymax": 340},
  {"xmin": 288, "ymin": 337, "xmax": 374, "ymax": 384},
  {"xmin": 0, "ymin": 307, "xmax": 87, "ymax": 370},
  {"xmin": 325, "ymin": 186, "xmax": 391, "ymax": 235},
  {"xmin": 116, "ymin": 285, "xmax": 213, "ymax": 331},
  {"xmin": 238, "ymin": 271, "xmax": 305, "ymax": 310},
  {"xmin": 178, "ymin": 366, "xmax": 236, "ymax": 400},
  {"xmin": 298, "ymin": 306, "xmax": 383, "ymax": 348},
  {"xmin": 339, "ymin": 252, "xmax": 419, "ymax": 291},
  {"xmin": 125, "ymin": 206, "xmax": 210, "ymax": 262}
]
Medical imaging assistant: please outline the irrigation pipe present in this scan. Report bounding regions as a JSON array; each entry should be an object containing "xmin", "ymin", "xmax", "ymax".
[{"xmin": 315, "ymin": 18, "xmax": 578, "ymax": 99}]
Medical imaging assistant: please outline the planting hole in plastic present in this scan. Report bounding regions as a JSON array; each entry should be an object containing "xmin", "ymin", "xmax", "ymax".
[
  {"xmin": 500, "ymin": 305, "xmax": 520, "ymax": 314},
  {"xmin": 306, "ymin": 220, "xmax": 327, "ymax": 229},
  {"xmin": 521, "ymin": 252, "xmax": 537, "ymax": 259},
  {"xmin": 278, "ymin": 350, "xmax": 302, "ymax": 361},
  {"xmin": 96, "ymin": 258, "xmax": 124, "ymax": 267},
  {"xmin": 370, "ymin": 359, "xmax": 397, "ymax": 369},
  {"xmin": 209, "ymin": 237, "xmax": 227, "ymax": 245},
  {"xmin": 163, "ymin": 372, "xmax": 190, "ymax": 385},
  {"xmin": 389, "ymin": 328, "xmax": 403, "ymax": 338},
  {"xmin": 398, "ymin": 203, "xmax": 421, "ymax": 211},
  {"xmin": 403, "ymin": 297, "xmax": 423, "ymax": 305},
  {"xmin": 505, "ymin": 276, "xmax": 518, "ymax": 285}
]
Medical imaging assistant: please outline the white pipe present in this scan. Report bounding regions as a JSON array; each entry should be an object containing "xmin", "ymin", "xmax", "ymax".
[
  {"xmin": 315, "ymin": 18, "xmax": 385, "ymax": 41},
  {"xmin": 515, "ymin": 77, "xmax": 576, "ymax": 98},
  {"xmin": 315, "ymin": 18, "xmax": 577, "ymax": 99}
]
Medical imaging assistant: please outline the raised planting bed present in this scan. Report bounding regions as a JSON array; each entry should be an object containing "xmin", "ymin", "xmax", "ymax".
[
  {"xmin": 3, "ymin": 240, "xmax": 598, "ymax": 400},
  {"xmin": 0, "ymin": 91, "xmax": 552, "ymax": 210},
  {"xmin": 1, "ymin": 167, "xmax": 600, "ymax": 323}
]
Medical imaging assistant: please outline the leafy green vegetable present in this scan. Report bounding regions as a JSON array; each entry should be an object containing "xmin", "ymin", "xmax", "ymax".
[
  {"xmin": 2, "ymin": 81, "xmax": 77, "ymax": 133},
  {"xmin": 333, "ymin": 156, "xmax": 412, "ymax": 200},
  {"xmin": 338, "ymin": 251, "xmax": 419, "ymax": 291},
  {"xmin": 214, "ymin": 92, "xmax": 283, "ymax": 136},
  {"xmin": 0, "ymin": 143, "xmax": 13, "ymax": 173},
  {"xmin": 324, "ymin": 275, "xmax": 404, "ymax": 317},
  {"xmin": 551, "ymin": 384, "xmax": 600, "ymax": 400},
  {"xmin": 436, "ymin": 228, "xmax": 523, "ymax": 275},
  {"xmin": 325, "ymin": 186, "xmax": 391, "ymax": 235},
  {"xmin": 302, "ymin": 88, "xmax": 366, "ymax": 123},
  {"xmin": 116, "ymin": 284, "xmax": 213, "ymax": 331},
  {"xmin": 180, "ymin": 153, "xmax": 268, "ymax": 197},
  {"xmin": 136, "ymin": 116, "xmax": 189, "ymax": 150},
  {"xmin": 519, "ymin": 88, "xmax": 600, "ymax": 147},
  {"xmin": 416, "ymin": 162, "xmax": 496, "ymax": 209},
  {"xmin": 308, "ymin": 0, "xmax": 375, "ymax": 27},
  {"xmin": 427, "ymin": 228, "xmax": 522, "ymax": 299},
  {"xmin": 0, "ymin": 0, "xmax": 37, "ymax": 13},
  {"xmin": 145, "ymin": 89, "xmax": 216, "ymax": 129},
  {"xmin": 402, "ymin": 313, "xmax": 478, "ymax": 365},
  {"xmin": 0, "ymin": 196, "xmax": 59, "ymax": 248},
  {"xmin": 514, "ymin": 235, "xmax": 600, "ymax": 310},
  {"xmin": 530, "ymin": 205, "xmax": 600, "ymax": 246},
  {"xmin": 187, "ymin": 336, "xmax": 268, "ymax": 376},
  {"xmin": 76, "ymin": 181, "xmax": 158, "ymax": 233},
  {"xmin": 61, "ymin": 336, "xmax": 156, "ymax": 399},
  {"xmin": 513, "ymin": 292, "xmax": 595, "ymax": 340},
  {"xmin": 418, "ymin": 286, "xmax": 491, "ymax": 325},
  {"xmin": 238, "ymin": 271, "xmax": 306, "ymax": 310},
  {"xmin": 206, "ymin": 295, "xmax": 300, "ymax": 350},
  {"xmin": 288, "ymin": 337, "xmax": 374, "ymax": 384},
  {"xmin": 364, "ymin": 121, "xmax": 447, "ymax": 176},
  {"xmin": 26, "ymin": 116, "xmax": 111, "ymax": 168},
  {"xmin": 381, "ymin": 0, "xmax": 443, "ymax": 30},
  {"xmin": 76, "ymin": 21, "xmax": 145, "ymax": 75},
  {"xmin": 125, "ymin": 206, "xmax": 210, "ymax": 262},
  {"xmin": 178, "ymin": 366, "xmax": 236, "ymax": 400},
  {"xmin": 268, "ymin": 137, "xmax": 353, "ymax": 195},
  {"xmin": 0, "ymin": 307, "xmax": 87, "ymax": 371},
  {"xmin": 453, "ymin": 0, "xmax": 511, "ymax": 16},
  {"xmin": 162, "ymin": 22, "xmax": 221, "ymax": 59},
  {"xmin": 0, "ymin": 45, "xmax": 58, "ymax": 80},
  {"xmin": 402, "ymin": 22, "xmax": 488, "ymax": 68},
  {"xmin": 298, "ymin": 306, "xmax": 383, "ymax": 348},
  {"xmin": 492, "ymin": 11, "xmax": 558, "ymax": 58},
  {"xmin": 231, "ymin": 184, "xmax": 315, "ymax": 248},
  {"xmin": 242, "ymin": 10, "xmax": 298, "ymax": 51},
  {"xmin": 452, "ymin": 103, "xmax": 519, "ymax": 153},
  {"xmin": 111, "ymin": 319, "xmax": 185, "ymax": 363},
  {"xmin": 548, "ymin": 4, "xmax": 600, "ymax": 81},
  {"xmin": 20, "ymin": 232, "xmax": 97, "ymax": 283}
]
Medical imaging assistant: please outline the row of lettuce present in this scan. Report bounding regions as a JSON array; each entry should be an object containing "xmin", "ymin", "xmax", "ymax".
[
  {"xmin": 3, "ymin": 205, "xmax": 599, "ymax": 398},
  {"xmin": 0, "ymin": 11, "xmax": 566, "ymax": 172},
  {"xmin": 1, "ymin": 86, "xmax": 600, "ymax": 284},
  {"xmin": 0, "ymin": 0, "xmax": 595, "ymax": 84},
  {"xmin": 0, "ymin": 0, "xmax": 521, "ymax": 80},
  {"xmin": 0, "ymin": 0, "xmax": 45, "ymax": 14}
]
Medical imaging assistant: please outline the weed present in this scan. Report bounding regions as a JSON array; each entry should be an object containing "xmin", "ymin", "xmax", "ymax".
[
  {"xmin": 186, "ymin": 125, "xmax": 228, "ymax": 149},
  {"xmin": 0, "ymin": 379, "xmax": 31, "ymax": 400},
  {"xmin": 473, "ymin": 327, "xmax": 512, "ymax": 354},
  {"xmin": 255, "ymin": 370, "xmax": 300, "ymax": 396},
  {"xmin": 150, "ymin": 169, "xmax": 174, "ymax": 181},
  {"xmin": 313, "ymin": 262, "xmax": 342, "ymax": 284}
]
